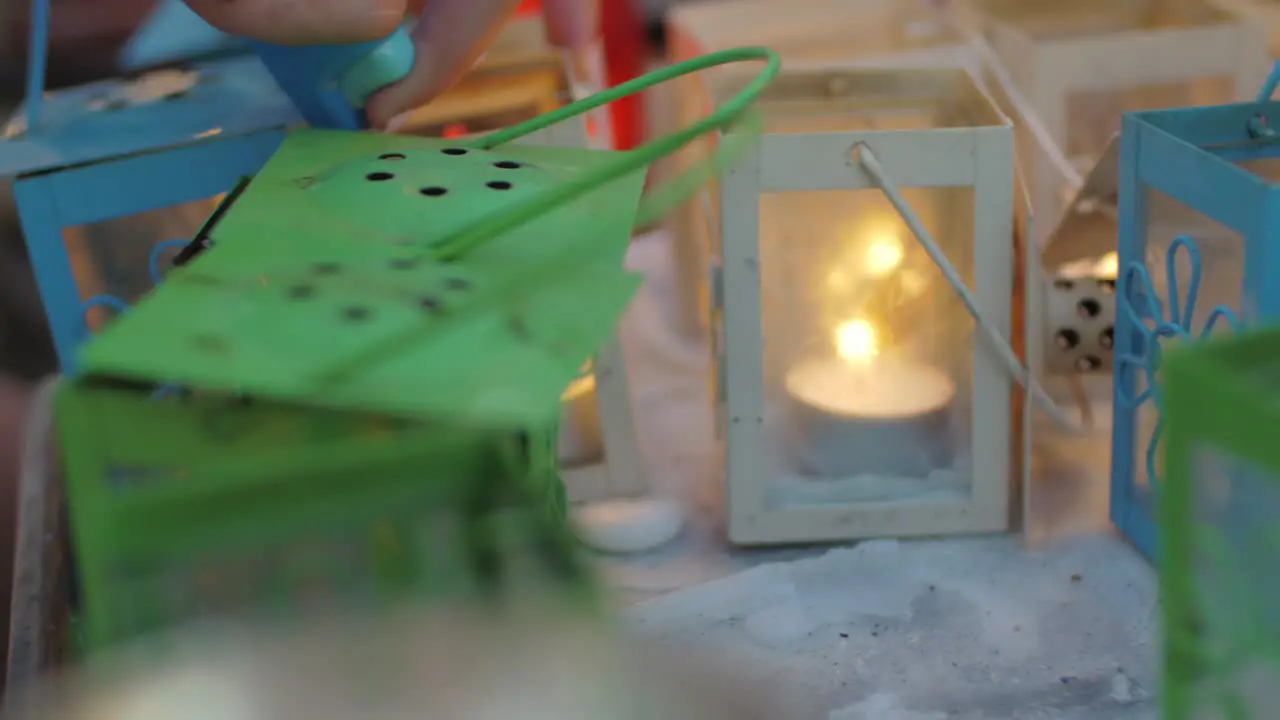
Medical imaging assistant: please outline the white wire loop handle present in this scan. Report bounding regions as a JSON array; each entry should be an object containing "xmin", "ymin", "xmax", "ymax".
[{"xmin": 854, "ymin": 144, "xmax": 1090, "ymax": 435}]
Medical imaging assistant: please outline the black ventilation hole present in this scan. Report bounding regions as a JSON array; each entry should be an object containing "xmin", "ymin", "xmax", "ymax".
[
  {"xmin": 1054, "ymin": 328, "xmax": 1080, "ymax": 350},
  {"xmin": 419, "ymin": 186, "xmax": 448, "ymax": 197},
  {"xmin": 1100, "ymin": 326, "xmax": 1114, "ymax": 350},
  {"xmin": 366, "ymin": 172, "xmax": 395, "ymax": 181},
  {"xmin": 287, "ymin": 284, "xmax": 316, "ymax": 300},
  {"xmin": 312, "ymin": 262, "xmax": 341, "ymax": 275},
  {"xmin": 192, "ymin": 334, "xmax": 229, "ymax": 355},
  {"xmin": 445, "ymin": 277, "xmax": 472, "ymax": 290},
  {"xmin": 379, "ymin": 153, "xmax": 406, "ymax": 161},
  {"xmin": 507, "ymin": 315, "xmax": 532, "ymax": 341},
  {"xmin": 1098, "ymin": 279, "xmax": 1116, "ymax": 294},
  {"xmin": 389, "ymin": 258, "xmax": 417, "ymax": 270},
  {"xmin": 343, "ymin": 306, "xmax": 371, "ymax": 321},
  {"xmin": 1075, "ymin": 355, "xmax": 1103, "ymax": 372},
  {"xmin": 487, "ymin": 181, "xmax": 513, "ymax": 191},
  {"xmin": 1052, "ymin": 278, "xmax": 1075, "ymax": 291},
  {"xmin": 1077, "ymin": 297, "xmax": 1101, "ymax": 319},
  {"xmin": 418, "ymin": 296, "xmax": 443, "ymax": 313},
  {"xmin": 442, "ymin": 148, "xmax": 468, "ymax": 156},
  {"xmin": 494, "ymin": 161, "xmax": 521, "ymax": 169}
]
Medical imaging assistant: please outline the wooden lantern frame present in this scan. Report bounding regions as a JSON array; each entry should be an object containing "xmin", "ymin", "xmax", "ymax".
[
  {"xmin": 968, "ymin": 0, "xmax": 1268, "ymax": 247},
  {"xmin": 714, "ymin": 67, "xmax": 1019, "ymax": 545},
  {"xmin": 396, "ymin": 18, "xmax": 588, "ymax": 149}
]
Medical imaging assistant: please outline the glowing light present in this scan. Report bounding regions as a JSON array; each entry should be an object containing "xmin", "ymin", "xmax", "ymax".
[
  {"xmin": 835, "ymin": 318, "xmax": 879, "ymax": 363},
  {"xmin": 900, "ymin": 269, "xmax": 927, "ymax": 299},
  {"xmin": 863, "ymin": 235, "xmax": 904, "ymax": 277},
  {"xmin": 1094, "ymin": 251, "xmax": 1118, "ymax": 279}
]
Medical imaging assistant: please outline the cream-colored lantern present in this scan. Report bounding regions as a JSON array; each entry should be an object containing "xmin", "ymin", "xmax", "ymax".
[
  {"xmin": 556, "ymin": 343, "xmax": 648, "ymax": 504},
  {"xmin": 663, "ymin": 0, "xmax": 977, "ymax": 339},
  {"xmin": 393, "ymin": 18, "xmax": 645, "ymax": 505},
  {"xmin": 713, "ymin": 67, "xmax": 1022, "ymax": 545},
  {"xmin": 956, "ymin": 0, "xmax": 1268, "ymax": 248},
  {"xmin": 1209, "ymin": 0, "xmax": 1280, "ymax": 57}
]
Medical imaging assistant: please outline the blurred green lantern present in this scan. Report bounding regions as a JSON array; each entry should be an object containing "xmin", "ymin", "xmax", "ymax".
[
  {"xmin": 1162, "ymin": 326, "xmax": 1280, "ymax": 719},
  {"xmin": 52, "ymin": 49, "xmax": 781, "ymax": 653}
]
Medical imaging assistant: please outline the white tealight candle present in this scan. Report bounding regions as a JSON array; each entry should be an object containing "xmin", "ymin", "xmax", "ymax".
[
  {"xmin": 784, "ymin": 356, "xmax": 957, "ymax": 478},
  {"xmin": 558, "ymin": 374, "xmax": 603, "ymax": 467}
]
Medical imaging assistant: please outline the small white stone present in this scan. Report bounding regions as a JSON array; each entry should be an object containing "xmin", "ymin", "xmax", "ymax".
[{"xmin": 573, "ymin": 498, "xmax": 684, "ymax": 554}]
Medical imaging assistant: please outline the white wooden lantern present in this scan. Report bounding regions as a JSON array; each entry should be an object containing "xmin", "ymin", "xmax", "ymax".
[
  {"xmin": 715, "ymin": 67, "xmax": 1019, "ymax": 545},
  {"xmin": 664, "ymin": 0, "xmax": 975, "ymax": 339},
  {"xmin": 962, "ymin": 0, "xmax": 1268, "ymax": 248},
  {"xmin": 395, "ymin": 19, "xmax": 646, "ymax": 504},
  {"xmin": 1209, "ymin": 0, "xmax": 1280, "ymax": 57},
  {"xmin": 557, "ymin": 342, "xmax": 649, "ymax": 504}
]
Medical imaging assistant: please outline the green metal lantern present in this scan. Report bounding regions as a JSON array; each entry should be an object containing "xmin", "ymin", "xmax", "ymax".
[
  {"xmin": 53, "ymin": 49, "xmax": 781, "ymax": 654},
  {"xmin": 1162, "ymin": 326, "xmax": 1280, "ymax": 719}
]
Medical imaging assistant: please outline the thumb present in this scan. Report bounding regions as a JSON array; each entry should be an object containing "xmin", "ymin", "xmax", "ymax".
[
  {"xmin": 366, "ymin": 0, "xmax": 522, "ymax": 129},
  {"xmin": 183, "ymin": 0, "xmax": 409, "ymax": 45}
]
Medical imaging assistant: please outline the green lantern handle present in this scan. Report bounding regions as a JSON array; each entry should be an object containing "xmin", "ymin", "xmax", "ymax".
[
  {"xmin": 425, "ymin": 46, "xmax": 781, "ymax": 260},
  {"xmin": 316, "ymin": 47, "xmax": 778, "ymax": 385}
]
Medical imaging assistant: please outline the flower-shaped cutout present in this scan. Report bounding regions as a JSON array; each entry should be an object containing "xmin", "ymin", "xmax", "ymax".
[{"xmin": 1117, "ymin": 235, "xmax": 1241, "ymax": 491}]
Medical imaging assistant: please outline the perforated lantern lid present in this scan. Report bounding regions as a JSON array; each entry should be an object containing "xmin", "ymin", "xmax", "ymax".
[{"xmin": 78, "ymin": 129, "xmax": 645, "ymax": 425}]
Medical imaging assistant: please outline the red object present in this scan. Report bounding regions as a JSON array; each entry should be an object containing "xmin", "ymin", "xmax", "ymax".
[
  {"xmin": 512, "ymin": 0, "xmax": 645, "ymax": 150},
  {"xmin": 601, "ymin": 0, "xmax": 645, "ymax": 150}
]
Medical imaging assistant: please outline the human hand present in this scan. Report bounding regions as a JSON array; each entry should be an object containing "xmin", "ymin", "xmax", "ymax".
[{"xmin": 182, "ymin": 0, "xmax": 599, "ymax": 129}]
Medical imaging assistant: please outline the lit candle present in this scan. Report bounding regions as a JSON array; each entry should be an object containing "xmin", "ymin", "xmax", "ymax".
[
  {"xmin": 558, "ymin": 373, "xmax": 603, "ymax": 467},
  {"xmin": 784, "ymin": 319, "xmax": 956, "ymax": 478}
]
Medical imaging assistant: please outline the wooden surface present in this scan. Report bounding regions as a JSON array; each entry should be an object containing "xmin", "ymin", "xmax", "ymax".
[{"xmin": 4, "ymin": 383, "xmax": 70, "ymax": 713}]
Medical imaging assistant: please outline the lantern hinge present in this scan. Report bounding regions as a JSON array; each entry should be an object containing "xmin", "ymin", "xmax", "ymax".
[
  {"xmin": 708, "ymin": 259, "xmax": 724, "ymax": 313},
  {"xmin": 709, "ymin": 261, "xmax": 727, "ymax": 438}
]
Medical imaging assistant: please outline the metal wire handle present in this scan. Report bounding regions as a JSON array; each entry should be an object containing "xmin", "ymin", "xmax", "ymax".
[{"xmin": 855, "ymin": 143, "xmax": 1089, "ymax": 434}]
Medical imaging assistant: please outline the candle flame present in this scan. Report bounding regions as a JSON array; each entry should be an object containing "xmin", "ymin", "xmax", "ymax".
[
  {"xmin": 864, "ymin": 235, "xmax": 904, "ymax": 277},
  {"xmin": 835, "ymin": 318, "xmax": 878, "ymax": 363},
  {"xmin": 1094, "ymin": 251, "xmax": 1118, "ymax": 280}
]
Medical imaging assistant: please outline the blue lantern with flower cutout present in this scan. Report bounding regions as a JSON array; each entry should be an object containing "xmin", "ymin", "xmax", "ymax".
[{"xmin": 1111, "ymin": 62, "xmax": 1280, "ymax": 560}]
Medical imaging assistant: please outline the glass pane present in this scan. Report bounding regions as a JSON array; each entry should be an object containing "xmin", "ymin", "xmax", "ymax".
[
  {"xmin": 1130, "ymin": 187, "xmax": 1243, "ymax": 498},
  {"xmin": 1066, "ymin": 76, "xmax": 1234, "ymax": 163},
  {"xmin": 1186, "ymin": 446, "xmax": 1280, "ymax": 716},
  {"xmin": 64, "ymin": 198, "xmax": 221, "ymax": 332},
  {"xmin": 558, "ymin": 364, "xmax": 602, "ymax": 468},
  {"xmin": 758, "ymin": 186, "xmax": 975, "ymax": 509}
]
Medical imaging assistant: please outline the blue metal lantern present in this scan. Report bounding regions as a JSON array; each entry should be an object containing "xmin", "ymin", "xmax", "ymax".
[
  {"xmin": 1110, "ymin": 66, "xmax": 1280, "ymax": 559},
  {"xmin": 0, "ymin": 0, "xmax": 413, "ymax": 371},
  {"xmin": 0, "ymin": 0, "xmax": 298, "ymax": 370}
]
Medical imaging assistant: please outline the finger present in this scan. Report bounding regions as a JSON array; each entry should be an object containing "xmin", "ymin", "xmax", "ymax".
[
  {"xmin": 182, "ymin": 0, "xmax": 409, "ymax": 45},
  {"xmin": 542, "ymin": 0, "xmax": 598, "ymax": 49},
  {"xmin": 367, "ymin": 0, "xmax": 522, "ymax": 128}
]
